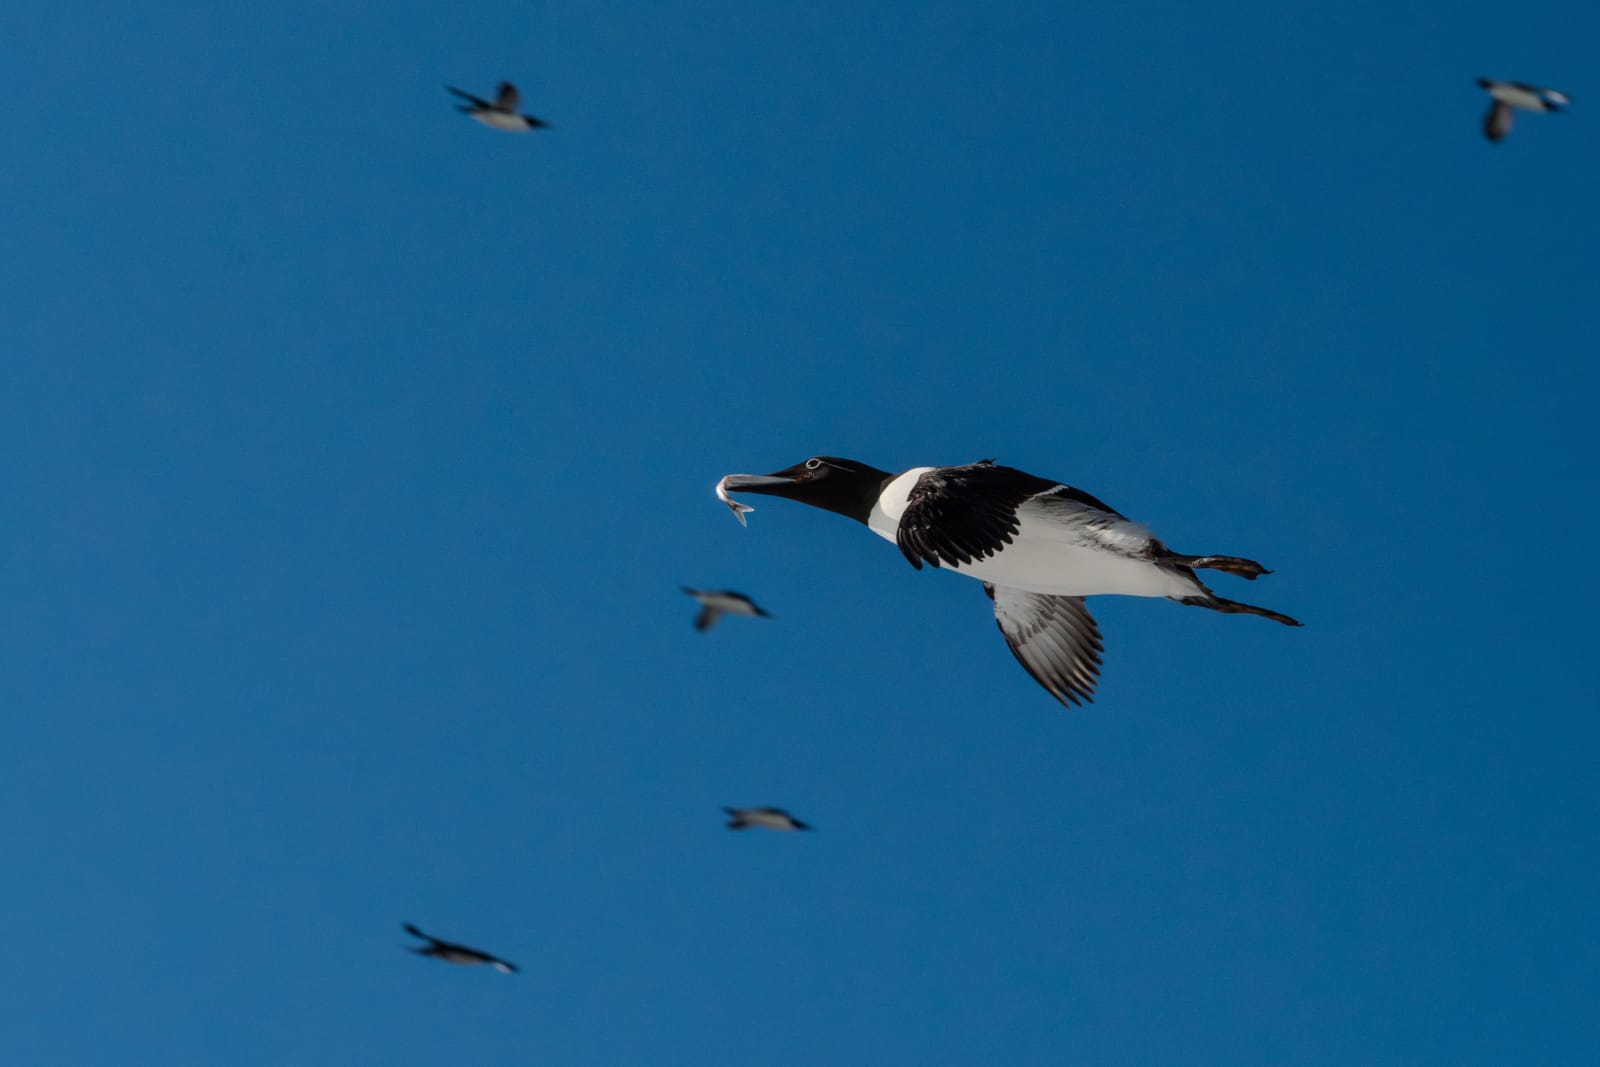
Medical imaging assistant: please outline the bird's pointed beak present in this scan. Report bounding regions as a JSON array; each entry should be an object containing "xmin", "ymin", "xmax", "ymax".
[
  {"xmin": 716, "ymin": 473, "xmax": 799, "ymax": 526},
  {"xmin": 720, "ymin": 473, "xmax": 798, "ymax": 493}
]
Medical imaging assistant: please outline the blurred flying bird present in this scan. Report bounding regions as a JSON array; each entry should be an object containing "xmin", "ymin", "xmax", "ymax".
[
  {"xmin": 723, "ymin": 806, "xmax": 812, "ymax": 832},
  {"xmin": 403, "ymin": 923, "xmax": 518, "ymax": 973},
  {"xmin": 1476, "ymin": 78, "xmax": 1570, "ymax": 142},
  {"xmin": 446, "ymin": 81, "xmax": 550, "ymax": 132},
  {"xmin": 681, "ymin": 587, "xmax": 772, "ymax": 632}
]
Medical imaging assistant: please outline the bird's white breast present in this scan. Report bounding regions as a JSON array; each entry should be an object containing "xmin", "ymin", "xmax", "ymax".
[
  {"xmin": 947, "ymin": 518, "xmax": 1196, "ymax": 598},
  {"xmin": 473, "ymin": 111, "xmax": 532, "ymax": 131},
  {"xmin": 700, "ymin": 593, "xmax": 759, "ymax": 616},
  {"xmin": 745, "ymin": 811, "xmax": 793, "ymax": 830},
  {"xmin": 1488, "ymin": 85, "xmax": 1549, "ymax": 111},
  {"xmin": 866, "ymin": 467, "xmax": 936, "ymax": 540}
]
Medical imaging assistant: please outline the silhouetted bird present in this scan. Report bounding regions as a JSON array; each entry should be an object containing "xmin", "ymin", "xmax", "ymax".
[
  {"xmin": 1477, "ymin": 78, "xmax": 1570, "ymax": 142},
  {"xmin": 723, "ymin": 806, "xmax": 813, "ymax": 832},
  {"xmin": 681, "ymin": 587, "xmax": 772, "ymax": 632},
  {"xmin": 403, "ymin": 923, "xmax": 518, "ymax": 973},
  {"xmin": 445, "ymin": 82, "xmax": 550, "ymax": 132}
]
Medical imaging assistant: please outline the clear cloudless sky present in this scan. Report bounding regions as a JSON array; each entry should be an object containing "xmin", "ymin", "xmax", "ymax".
[{"xmin": 3, "ymin": 2, "xmax": 1597, "ymax": 1064}]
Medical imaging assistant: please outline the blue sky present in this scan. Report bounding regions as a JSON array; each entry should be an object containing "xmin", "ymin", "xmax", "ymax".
[{"xmin": 4, "ymin": 2, "xmax": 1597, "ymax": 1063}]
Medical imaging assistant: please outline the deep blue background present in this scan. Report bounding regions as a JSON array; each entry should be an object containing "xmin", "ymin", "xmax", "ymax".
[{"xmin": 4, "ymin": 2, "xmax": 1596, "ymax": 1063}]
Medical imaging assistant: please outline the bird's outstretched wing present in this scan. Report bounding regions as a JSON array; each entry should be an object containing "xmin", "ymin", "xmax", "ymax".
[
  {"xmin": 984, "ymin": 583, "xmax": 1104, "ymax": 707},
  {"xmin": 444, "ymin": 85, "xmax": 490, "ymax": 109},
  {"xmin": 1484, "ymin": 100, "xmax": 1514, "ymax": 142}
]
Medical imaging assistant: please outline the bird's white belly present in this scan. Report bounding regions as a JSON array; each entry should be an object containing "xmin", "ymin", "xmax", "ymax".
[
  {"xmin": 1490, "ymin": 86, "xmax": 1547, "ymax": 111},
  {"xmin": 473, "ymin": 111, "xmax": 530, "ymax": 131},
  {"xmin": 946, "ymin": 535, "xmax": 1193, "ymax": 597},
  {"xmin": 704, "ymin": 595, "xmax": 757, "ymax": 616}
]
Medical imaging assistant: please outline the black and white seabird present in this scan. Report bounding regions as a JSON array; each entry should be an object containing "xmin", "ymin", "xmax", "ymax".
[
  {"xmin": 717, "ymin": 457, "xmax": 1300, "ymax": 707},
  {"xmin": 723, "ymin": 806, "xmax": 812, "ymax": 832},
  {"xmin": 403, "ymin": 923, "xmax": 518, "ymax": 973},
  {"xmin": 681, "ymin": 587, "xmax": 773, "ymax": 632},
  {"xmin": 445, "ymin": 81, "xmax": 550, "ymax": 132},
  {"xmin": 1476, "ymin": 78, "xmax": 1570, "ymax": 142}
]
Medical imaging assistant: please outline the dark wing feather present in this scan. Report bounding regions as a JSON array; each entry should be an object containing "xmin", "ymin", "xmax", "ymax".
[
  {"xmin": 984, "ymin": 583, "xmax": 1104, "ymax": 708},
  {"xmin": 1484, "ymin": 100, "xmax": 1513, "ymax": 141},
  {"xmin": 444, "ymin": 85, "xmax": 490, "ymax": 109},
  {"xmin": 895, "ymin": 461, "xmax": 1123, "ymax": 570}
]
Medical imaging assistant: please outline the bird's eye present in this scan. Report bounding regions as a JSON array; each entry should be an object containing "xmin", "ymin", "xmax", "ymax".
[{"xmin": 805, "ymin": 459, "xmax": 822, "ymax": 470}]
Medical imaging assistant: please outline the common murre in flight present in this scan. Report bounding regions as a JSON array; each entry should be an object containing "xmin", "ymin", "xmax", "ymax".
[
  {"xmin": 681, "ymin": 587, "xmax": 773, "ymax": 632},
  {"xmin": 723, "ymin": 806, "xmax": 812, "ymax": 832},
  {"xmin": 1476, "ymin": 78, "xmax": 1570, "ymax": 142},
  {"xmin": 717, "ymin": 457, "xmax": 1300, "ymax": 707},
  {"xmin": 402, "ymin": 923, "xmax": 518, "ymax": 973},
  {"xmin": 445, "ymin": 81, "xmax": 550, "ymax": 132}
]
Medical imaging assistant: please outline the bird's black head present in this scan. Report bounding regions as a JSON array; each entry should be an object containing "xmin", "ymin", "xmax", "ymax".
[
  {"xmin": 1476, "ymin": 76, "xmax": 1493, "ymax": 90},
  {"xmin": 720, "ymin": 456, "xmax": 894, "ymax": 525}
]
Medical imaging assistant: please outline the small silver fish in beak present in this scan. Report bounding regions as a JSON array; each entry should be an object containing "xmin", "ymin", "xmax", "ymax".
[{"xmin": 716, "ymin": 475, "xmax": 758, "ymax": 525}]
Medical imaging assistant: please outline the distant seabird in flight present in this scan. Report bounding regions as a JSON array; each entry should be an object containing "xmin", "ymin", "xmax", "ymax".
[
  {"xmin": 445, "ymin": 81, "xmax": 550, "ymax": 132},
  {"xmin": 1476, "ymin": 78, "xmax": 1570, "ymax": 142},
  {"xmin": 681, "ymin": 587, "xmax": 773, "ymax": 632},
  {"xmin": 403, "ymin": 923, "xmax": 518, "ymax": 973},
  {"xmin": 723, "ymin": 806, "xmax": 813, "ymax": 832}
]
